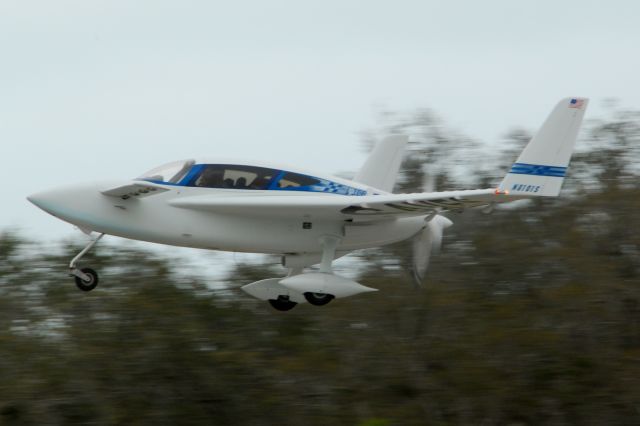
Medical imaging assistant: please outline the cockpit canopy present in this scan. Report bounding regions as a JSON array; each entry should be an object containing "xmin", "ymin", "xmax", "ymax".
[
  {"xmin": 137, "ymin": 160, "xmax": 367, "ymax": 195},
  {"xmin": 138, "ymin": 159, "xmax": 195, "ymax": 184}
]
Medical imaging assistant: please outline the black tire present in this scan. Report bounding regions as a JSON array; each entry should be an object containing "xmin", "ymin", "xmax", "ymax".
[
  {"xmin": 304, "ymin": 292, "xmax": 335, "ymax": 306},
  {"xmin": 268, "ymin": 296, "xmax": 297, "ymax": 311},
  {"xmin": 74, "ymin": 268, "xmax": 99, "ymax": 292}
]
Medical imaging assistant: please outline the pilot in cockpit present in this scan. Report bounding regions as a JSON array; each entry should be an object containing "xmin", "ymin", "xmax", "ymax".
[{"xmin": 197, "ymin": 167, "xmax": 225, "ymax": 188}]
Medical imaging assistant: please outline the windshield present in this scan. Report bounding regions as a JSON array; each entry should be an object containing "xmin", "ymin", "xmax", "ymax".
[
  {"xmin": 187, "ymin": 165, "xmax": 277, "ymax": 189},
  {"xmin": 138, "ymin": 159, "xmax": 195, "ymax": 183}
]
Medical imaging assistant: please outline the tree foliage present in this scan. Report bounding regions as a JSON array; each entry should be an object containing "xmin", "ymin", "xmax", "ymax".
[{"xmin": 2, "ymin": 105, "xmax": 640, "ymax": 425}]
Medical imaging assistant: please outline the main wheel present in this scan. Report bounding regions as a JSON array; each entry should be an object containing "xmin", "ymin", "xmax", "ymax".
[
  {"xmin": 74, "ymin": 268, "xmax": 99, "ymax": 292},
  {"xmin": 304, "ymin": 292, "xmax": 335, "ymax": 306},
  {"xmin": 268, "ymin": 296, "xmax": 297, "ymax": 311}
]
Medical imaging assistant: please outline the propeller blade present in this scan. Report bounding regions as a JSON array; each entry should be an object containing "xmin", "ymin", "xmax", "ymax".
[{"xmin": 411, "ymin": 215, "xmax": 453, "ymax": 287}]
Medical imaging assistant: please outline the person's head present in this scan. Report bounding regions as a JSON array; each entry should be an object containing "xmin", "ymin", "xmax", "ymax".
[{"xmin": 199, "ymin": 167, "xmax": 223, "ymax": 186}]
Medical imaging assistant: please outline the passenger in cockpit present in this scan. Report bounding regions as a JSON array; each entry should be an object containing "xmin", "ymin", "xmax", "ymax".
[{"xmin": 235, "ymin": 177, "xmax": 247, "ymax": 189}]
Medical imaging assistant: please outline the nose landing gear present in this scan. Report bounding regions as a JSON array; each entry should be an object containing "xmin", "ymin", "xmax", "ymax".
[
  {"xmin": 69, "ymin": 233, "xmax": 104, "ymax": 292},
  {"xmin": 74, "ymin": 267, "xmax": 99, "ymax": 291}
]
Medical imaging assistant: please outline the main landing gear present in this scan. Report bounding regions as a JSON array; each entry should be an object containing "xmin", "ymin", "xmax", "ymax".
[
  {"xmin": 303, "ymin": 292, "xmax": 335, "ymax": 306},
  {"xmin": 69, "ymin": 233, "xmax": 104, "ymax": 292},
  {"xmin": 267, "ymin": 235, "xmax": 341, "ymax": 311},
  {"xmin": 300, "ymin": 235, "xmax": 340, "ymax": 306},
  {"xmin": 268, "ymin": 295, "xmax": 297, "ymax": 311}
]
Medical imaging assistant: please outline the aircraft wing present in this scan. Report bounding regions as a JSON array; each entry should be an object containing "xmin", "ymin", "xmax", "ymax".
[{"xmin": 169, "ymin": 189, "xmax": 512, "ymax": 220}]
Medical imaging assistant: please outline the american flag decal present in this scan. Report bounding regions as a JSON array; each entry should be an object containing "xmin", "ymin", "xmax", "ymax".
[{"xmin": 569, "ymin": 98, "xmax": 584, "ymax": 109}]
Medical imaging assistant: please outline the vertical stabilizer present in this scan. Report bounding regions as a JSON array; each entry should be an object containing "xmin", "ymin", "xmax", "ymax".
[
  {"xmin": 354, "ymin": 135, "xmax": 409, "ymax": 193},
  {"xmin": 499, "ymin": 97, "xmax": 588, "ymax": 197}
]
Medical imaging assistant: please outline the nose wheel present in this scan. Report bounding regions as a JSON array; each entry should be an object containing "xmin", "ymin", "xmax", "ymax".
[
  {"xmin": 69, "ymin": 233, "xmax": 104, "ymax": 292},
  {"xmin": 74, "ymin": 267, "xmax": 99, "ymax": 291}
]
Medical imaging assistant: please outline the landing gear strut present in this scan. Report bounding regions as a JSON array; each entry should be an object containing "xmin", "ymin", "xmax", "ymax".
[
  {"xmin": 301, "ymin": 235, "xmax": 341, "ymax": 306},
  {"xmin": 69, "ymin": 233, "xmax": 104, "ymax": 292}
]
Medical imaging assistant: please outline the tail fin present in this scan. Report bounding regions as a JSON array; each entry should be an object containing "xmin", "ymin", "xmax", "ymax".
[
  {"xmin": 499, "ymin": 97, "xmax": 589, "ymax": 197},
  {"xmin": 354, "ymin": 135, "xmax": 409, "ymax": 193}
]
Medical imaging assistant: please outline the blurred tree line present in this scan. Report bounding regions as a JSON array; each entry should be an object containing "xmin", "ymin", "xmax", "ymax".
[{"xmin": 2, "ymin": 103, "xmax": 640, "ymax": 425}]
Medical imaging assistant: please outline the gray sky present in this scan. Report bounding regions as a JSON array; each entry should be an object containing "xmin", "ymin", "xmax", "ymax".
[{"xmin": 2, "ymin": 0, "xmax": 640, "ymax": 241}]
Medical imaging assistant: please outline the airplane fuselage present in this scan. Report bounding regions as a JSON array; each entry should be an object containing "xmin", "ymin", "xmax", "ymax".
[{"xmin": 30, "ymin": 180, "xmax": 427, "ymax": 255}]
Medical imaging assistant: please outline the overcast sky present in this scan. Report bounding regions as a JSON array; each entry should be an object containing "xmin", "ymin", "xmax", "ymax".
[{"xmin": 2, "ymin": 0, "xmax": 640, "ymax": 242}]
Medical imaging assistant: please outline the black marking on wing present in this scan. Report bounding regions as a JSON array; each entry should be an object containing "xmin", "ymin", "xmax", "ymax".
[
  {"xmin": 341, "ymin": 197, "xmax": 489, "ymax": 215},
  {"xmin": 340, "ymin": 206, "xmax": 384, "ymax": 215}
]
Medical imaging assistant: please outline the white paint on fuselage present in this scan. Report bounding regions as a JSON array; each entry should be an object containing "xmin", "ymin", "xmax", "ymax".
[{"xmin": 28, "ymin": 180, "xmax": 427, "ymax": 255}]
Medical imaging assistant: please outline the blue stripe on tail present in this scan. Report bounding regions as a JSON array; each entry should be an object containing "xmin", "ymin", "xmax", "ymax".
[{"xmin": 509, "ymin": 163, "xmax": 566, "ymax": 177}]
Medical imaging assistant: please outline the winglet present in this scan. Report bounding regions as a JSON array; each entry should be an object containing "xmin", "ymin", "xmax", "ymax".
[
  {"xmin": 499, "ymin": 97, "xmax": 589, "ymax": 197},
  {"xmin": 354, "ymin": 135, "xmax": 409, "ymax": 193}
]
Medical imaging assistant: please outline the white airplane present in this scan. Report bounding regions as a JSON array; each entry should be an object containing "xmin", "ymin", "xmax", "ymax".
[{"xmin": 28, "ymin": 97, "xmax": 588, "ymax": 311}]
